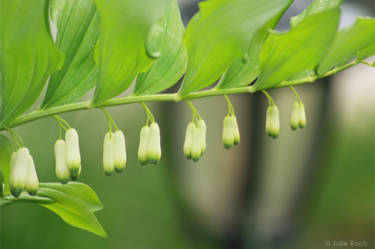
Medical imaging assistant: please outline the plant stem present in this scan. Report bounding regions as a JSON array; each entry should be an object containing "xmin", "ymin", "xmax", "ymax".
[{"xmin": 0, "ymin": 60, "xmax": 362, "ymax": 131}]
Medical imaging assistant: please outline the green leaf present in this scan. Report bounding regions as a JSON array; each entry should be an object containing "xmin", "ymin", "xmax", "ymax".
[
  {"xmin": 216, "ymin": 11, "xmax": 289, "ymax": 89},
  {"xmin": 318, "ymin": 17, "xmax": 375, "ymax": 75},
  {"xmin": 0, "ymin": 0, "xmax": 64, "ymax": 126},
  {"xmin": 0, "ymin": 135, "xmax": 13, "ymax": 195},
  {"xmin": 253, "ymin": 9, "xmax": 340, "ymax": 91},
  {"xmin": 38, "ymin": 182, "xmax": 107, "ymax": 237},
  {"xmin": 41, "ymin": 0, "xmax": 100, "ymax": 108},
  {"xmin": 133, "ymin": 0, "xmax": 187, "ymax": 96},
  {"xmin": 178, "ymin": 0, "xmax": 293, "ymax": 96},
  {"xmin": 93, "ymin": 0, "xmax": 170, "ymax": 104},
  {"xmin": 290, "ymin": 0, "xmax": 343, "ymax": 27},
  {"xmin": 357, "ymin": 44, "xmax": 375, "ymax": 62}
]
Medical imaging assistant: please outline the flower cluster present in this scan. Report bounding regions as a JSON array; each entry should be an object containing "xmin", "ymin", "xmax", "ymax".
[
  {"xmin": 55, "ymin": 128, "xmax": 81, "ymax": 183},
  {"xmin": 290, "ymin": 101, "xmax": 306, "ymax": 130},
  {"xmin": 138, "ymin": 122, "xmax": 162, "ymax": 165},
  {"xmin": 222, "ymin": 115, "xmax": 240, "ymax": 149},
  {"xmin": 183, "ymin": 119, "xmax": 206, "ymax": 161},
  {"xmin": 103, "ymin": 130, "xmax": 127, "ymax": 175},
  {"xmin": 9, "ymin": 147, "xmax": 38, "ymax": 197}
]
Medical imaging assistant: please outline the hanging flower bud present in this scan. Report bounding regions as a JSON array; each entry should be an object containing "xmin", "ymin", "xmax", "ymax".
[
  {"xmin": 197, "ymin": 119, "xmax": 206, "ymax": 155},
  {"xmin": 65, "ymin": 128, "xmax": 81, "ymax": 180},
  {"xmin": 298, "ymin": 102, "xmax": 306, "ymax": 128},
  {"xmin": 222, "ymin": 116, "xmax": 236, "ymax": 149},
  {"xmin": 148, "ymin": 123, "xmax": 161, "ymax": 164},
  {"xmin": 266, "ymin": 105, "xmax": 280, "ymax": 139},
  {"xmin": 233, "ymin": 116, "xmax": 240, "ymax": 145},
  {"xmin": 191, "ymin": 124, "xmax": 203, "ymax": 161},
  {"xmin": 290, "ymin": 101, "xmax": 300, "ymax": 130},
  {"xmin": 138, "ymin": 126, "xmax": 150, "ymax": 165},
  {"xmin": 9, "ymin": 148, "xmax": 29, "ymax": 197},
  {"xmin": 183, "ymin": 122, "xmax": 195, "ymax": 160},
  {"xmin": 103, "ymin": 132, "xmax": 115, "ymax": 176},
  {"xmin": 114, "ymin": 130, "xmax": 127, "ymax": 172},
  {"xmin": 25, "ymin": 154, "xmax": 38, "ymax": 195},
  {"xmin": 55, "ymin": 139, "xmax": 70, "ymax": 183}
]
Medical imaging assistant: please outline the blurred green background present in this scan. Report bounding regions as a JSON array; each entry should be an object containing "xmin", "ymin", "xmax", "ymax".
[{"xmin": 0, "ymin": 1, "xmax": 374, "ymax": 249}]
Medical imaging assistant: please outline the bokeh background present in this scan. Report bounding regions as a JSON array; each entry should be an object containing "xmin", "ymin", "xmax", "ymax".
[{"xmin": 1, "ymin": 0, "xmax": 374, "ymax": 249}]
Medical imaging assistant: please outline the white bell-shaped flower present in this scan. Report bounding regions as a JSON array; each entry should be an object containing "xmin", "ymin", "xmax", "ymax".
[
  {"xmin": 183, "ymin": 122, "xmax": 195, "ymax": 160},
  {"xmin": 233, "ymin": 116, "xmax": 240, "ymax": 145},
  {"xmin": 25, "ymin": 154, "xmax": 39, "ymax": 195},
  {"xmin": 65, "ymin": 128, "xmax": 81, "ymax": 179},
  {"xmin": 266, "ymin": 105, "xmax": 280, "ymax": 138},
  {"xmin": 290, "ymin": 101, "xmax": 300, "ymax": 130},
  {"xmin": 197, "ymin": 119, "xmax": 206, "ymax": 155},
  {"xmin": 138, "ymin": 126, "xmax": 150, "ymax": 165},
  {"xmin": 222, "ymin": 116, "xmax": 236, "ymax": 149},
  {"xmin": 113, "ymin": 130, "xmax": 127, "ymax": 172},
  {"xmin": 9, "ymin": 148, "xmax": 29, "ymax": 197},
  {"xmin": 103, "ymin": 132, "xmax": 115, "ymax": 176},
  {"xmin": 147, "ymin": 123, "xmax": 161, "ymax": 164},
  {"xmin": 191, "ymin": 125, "xmax": 202, "ymax": 162},
  {"xmin": 55, "ymin": 139, "xmax": 70, "ymax": 183},
  {"xmin": 298, "ymin": 102, "xmax": 306, "ymax": 128}
]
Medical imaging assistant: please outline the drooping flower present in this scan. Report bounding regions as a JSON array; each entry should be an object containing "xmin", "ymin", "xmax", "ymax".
[
  {"xmin": 147, "ymin": 123, "xmax": 161, "ymax": 164},
  {"xmin": 222, "ymin": 116, "xmax": 236, "ymax": 149},
  {"xmin": 55, "ymin": 139, "xmax": 70, "ymax": 183},
  {"xmin": 138, "ymin": 126, "xmax": 150, "ymax": 165},
  {"xmin": 183, "ymin": 122, "xmax": 195, "ymax": 160},
  {"xmin": 25, "ymin": 154, "xmax": 39, "ymax": 195},
  {"xmin": 266, "ymin": 105, "xmax": 280, "ymax": 138},
  {"xmin": 191, "ymin": 124, "xmax": 202, "ymax": 161},
  {"xmin": 298, "ymin": 102, "xmax": 306, "ymax": 128},
  {"xmin": 9, "ymin": 148, "xmax": 29, "ymax": 197},
  {"xmin": 113, "ymin": 130, "xmax": 127, "ymax": 172},
  {"xmin": 103, "ymin": 132, "xmax": 115, "ymax": 176},
  {"xmin": 65, "ymin": 128, "xmax": 81, "ymax": 179},
  {"xmin": 290, "ymin": 101, "xmax": 300, "ymax": 130},
  {"xmin": 233, "ymin": 116, "xmax": 240, "ymax": 146},
  {"xmin": 197, "ymin": 119, "xmax": 206, "ymax": 154}
]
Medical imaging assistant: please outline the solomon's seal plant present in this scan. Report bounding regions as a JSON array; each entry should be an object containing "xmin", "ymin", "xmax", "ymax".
[{"xmin": 0, "ymin": 0, "xmax": 374, "ymax": 237}]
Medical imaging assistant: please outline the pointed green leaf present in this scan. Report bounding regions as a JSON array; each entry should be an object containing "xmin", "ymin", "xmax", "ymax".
[
  {"xmin": 216, "ymin": 11, "xmax": 289, "ymax": 89},
  {"xmin": 93, "ymin": 0, "xmax": 170, "ymax": 104},
  {"xmin": 41, "ymin": 0, "xmax": 100, "ymax": 108},
  {"xmin": 318, "ymin": 17, "xmax": 375, "ymax": 74},
  {"xmin": 38, "ymin": 182, "xmax": 107, "ymax": 237},
  {"xmin": 357, "ymin": 44, "xmax": 375, "ymax": 62},
  {"xmin": 290, "ymin": 0, "xmax": 343, "ymax": 27},
  {"xmin": 0, "ymin": 135, "xmax": 14, "ymax": 195},
  {"xmin": 133, "ymin": 0, "xmax": 187, "ymax": 96},
  {"xmin": 253, "ymin": 9, "xmax": 340, "ymax": 91},
  {"xmin": 178, "ymin": 0, "xmax": 293, "ymax": 96},
  {"xmin": 0, "ymin": 0, "xmax": 64, "ymax": 126}
]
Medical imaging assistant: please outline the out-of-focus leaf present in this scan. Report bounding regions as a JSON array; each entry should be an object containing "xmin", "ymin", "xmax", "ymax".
[
  {"xmin": 38, "ymin": 182, "xmax": 107, "ymax": 237},
  {"xmin": 318, "ymin": 17, "xmax": 375, "ymax": 74},
  {"xmin": 253, "ymin": 9, "xmax": 340, "ymax": 91},
  {"xmin": 179, "ymin": 0, "xmax": 293, "ymax": 96},
  {"xmin": 93, "ymin": 0, "xmax": 170, "ymax": 104},
  {"xmin": 133, "ymin": 0, "xmax": 187, "ymax": 95},
  {"xmin": 216, "ymin": 13, "xmax": 289, "ymax": 89},
  {"xmin": 290, "ymin": 0, "xmax": 343, "ymax": 27},
  {"xmin": 41, "ymin": 0, "xmax": 100, "ymax": 108},
  {"xmin": 357, "ymin": 44, "xmax": 375, "ymax": 62},
  {"xmin": 0, "ymin": 135, "xmax": 13, "ymax": 195},
  {"xmin": 0, "ymin": 0, "xmax": 64, "ymax": 126}
]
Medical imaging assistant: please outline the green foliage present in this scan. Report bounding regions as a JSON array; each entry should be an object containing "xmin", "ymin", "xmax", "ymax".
[
  {"xmin": 0, "ymin": 135, "xmax": 13, "ymax": 195},
  {"xmin": 42, "ymin": 0, "xmax": 100, "ymax": 108},
  {"xmin": 93, "ymin": 0, "xmax": 170, "ymax": 103},
  {"xmin": 318, "ymin": 17, "xmax": 375, "ymax": 74},
  {"xmin": 253, "ymin": 9, "xmax": 340, "ymax": 90},
  {"xmin": 133, "ymin": 0, "xmax": 187, "ymax": 95},
  {"xmin": 179, "ymin": 0, "xmax": 293, "ymax": 96},
  {"xmin": 0, "ymin": 0, "xmax": 64, "ymax": 126}
]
